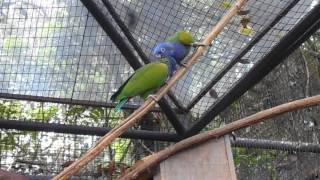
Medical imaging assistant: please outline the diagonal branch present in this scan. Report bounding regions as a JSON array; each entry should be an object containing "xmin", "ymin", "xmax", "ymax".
[
  {"xmin": 120, "ymin": 95, "xmax": 320, "ymax": 180},
  {"xmin": 52, "ymin": 0, "xmax": 248, "ymax": 179}
]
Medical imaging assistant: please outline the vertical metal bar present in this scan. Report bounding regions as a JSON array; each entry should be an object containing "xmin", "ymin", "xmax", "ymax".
[
  {"xmin": 186, "ymin": 0, "xmax": 301, "ymax": 110},
  {"xmin": 80, "ymin": 0, "xmax": 186, "ymax": 134},
  {"xmin": 185, "ymin": 4, "xmax": 320, "ymax": 136}
]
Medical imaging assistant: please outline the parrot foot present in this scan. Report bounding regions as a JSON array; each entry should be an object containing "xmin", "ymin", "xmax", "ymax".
[
  {"xmin": 179, "ymin": 61, "xmax": 188, "ymax": 68},
  {"xmin": 148, "ymin": 95, "xmax": 160, "ymax": 102}
]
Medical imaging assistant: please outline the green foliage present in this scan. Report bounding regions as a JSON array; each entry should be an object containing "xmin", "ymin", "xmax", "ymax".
[
  {"xmin": 66, "ymin": 105, "xmax": 86, "ymax": 117},
  {"xmin": 233, "ymin": 147, "xmax": 277, "ymax": 179},
  {"xmin": 107, "ymin": 110, "xmax": 123, "ymax": 128},
  {"xmin": 3, "ymin": 36, "xmax": 27, "ymax": 49},
  {"xmin": 111, "ymin": 138, "xmax": 131, "ymax": 163},
  {"xmin": 29, "ymin": 105, "xmax": 58, "ymax": 121},
  {"xmin": 89, "ymin": 107, "xmax": 104, "ymax": 123},
  {"xmin": 37, "ymin": 21, "xmax": 62, "ymax": 37},
  {"xmin": 0, "ymin": 132, "xmax": 17, "ymax": 151},
  {"xmin": 0, "ymin": 101, "xmax": 22, "ymax": 119}
]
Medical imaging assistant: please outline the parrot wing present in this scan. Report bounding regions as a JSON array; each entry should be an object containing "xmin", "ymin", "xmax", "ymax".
[{"xmin": 110, "ymin": 62, "xmax": 168, "ymax": 102}]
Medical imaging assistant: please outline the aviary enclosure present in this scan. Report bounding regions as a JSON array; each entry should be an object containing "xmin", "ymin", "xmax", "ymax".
[{"xmin": 0, "ymin": 0, "xmax": 319, "ymax": 179}]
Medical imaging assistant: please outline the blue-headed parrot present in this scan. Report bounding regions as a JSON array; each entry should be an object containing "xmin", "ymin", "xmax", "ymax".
[
  {"xmin": 153, "ymin": 31, "xmax": 195, "ymax": 65},
  {"xmin": 110, "ymin": 58, "xmax": 175, "ymax": 112}
]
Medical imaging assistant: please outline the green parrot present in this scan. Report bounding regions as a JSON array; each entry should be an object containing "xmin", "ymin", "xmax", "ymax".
[{"xmin": 111, "ymin": 58, "xmax": 174, "ymax": 112}]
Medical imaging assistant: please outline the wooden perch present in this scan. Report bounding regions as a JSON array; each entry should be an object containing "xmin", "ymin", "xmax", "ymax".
[
  {"xmin": 120, "ymin": 95, "xmax": 320, "ymax": 180},
  {"xmin": 52, "ymin": 0, "xmax": 247, "ymax": 179}
]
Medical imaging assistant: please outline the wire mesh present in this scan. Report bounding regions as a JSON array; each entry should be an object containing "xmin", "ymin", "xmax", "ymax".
[
  {"xmin": 210, "ymin": 35, "xmax": 320, "ymax": 179},
  {"xmin": 0, "ymin": 0, "xmax": 137, "ymax": 106},
  {"xmin": 0, "ymin": 0, "xmax": 317, "ymax": 114},
  {"xmin": 0, "ymin": 0, "xmax": 320, "ymax": 179},
  {"xmin": 109, "ymin": 0, "xmax": 316, "ymax": 115},
  {"xmin": 0, "ymin": 129, "xmax": 172, "ymax": 179}
]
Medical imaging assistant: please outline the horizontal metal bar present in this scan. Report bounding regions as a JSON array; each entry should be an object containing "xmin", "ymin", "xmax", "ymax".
[
  {"xmin": 186, "ymin": 4, "xmax": 320, "ymax": 136},
  {"xmin": 186, "ymin": 0, "xmax": 300, "ymax": 110},
  {"xmin": 0, "ymin": 119, "xmax": 180, "ymax": 142},
  {"xmin": 232, "ymin": 137, "xmax": 320, "ymax": 153},
  {"xmin": 0, "ymin": 93, "xmax": 161, "ymax": 111},
  {"xmin": 2, "ymin": 119, "xmax": 319, "ymax": 153}
]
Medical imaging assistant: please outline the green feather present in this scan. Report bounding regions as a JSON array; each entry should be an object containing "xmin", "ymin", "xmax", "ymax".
[
  {"xmin": 167, "ymin": 31, "xmax": 195, "ymax": 45},
  {"xmin": 110, "ymin": 75, "xmax": 133, "ymax": 102},
  {"xmin": 110, "ymin": 59, "xmax": 169, "ymax": 112},
  {"xmin": 114, "ymin": 98, "xmax": 128, "ymax": 112}
]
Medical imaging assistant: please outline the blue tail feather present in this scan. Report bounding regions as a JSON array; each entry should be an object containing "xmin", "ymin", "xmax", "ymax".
[{"xmin": 114, "ymin": 98, "xmax": 128, "ymax": 113}]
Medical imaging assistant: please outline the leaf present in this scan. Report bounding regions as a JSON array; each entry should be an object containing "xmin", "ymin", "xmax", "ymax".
[
  {"xmin": 239, "ymin": 26, "xmax": 254, "ymax": 36},
  {"xmin": 0, "ymin": 132, "xmax": 16, "ymax": 151},
  {"xmin": 67, "ymin": 105, "xmax": 86, "ymax": 116},
  {"xmin": 238, "ymin": 10, "xmax": 250, "ymax": 15},
  {"xmin": 29, "ymin": 106, "xmax": 58, "ymax": 121},
  {"xmin": 3, "ymin": 36, "xmax": 27, "ymax": 49},
  {"xmin": 111, "ymin": 139, "xmax": 130, "ymax": 163},
  {"xmin": 89, "ymin": 107, "xmax": 104, "ymax": 123},
  {"xmin": 209, "ymin": 88, "xmax": 218, "ymax": 99},
  {"xmin": 240, "ymin": 17, "xmax": 251, "ymax": 28},
  {"xmin": 220, "ymin": 1, "xmax": 232, "ymax": 9}
]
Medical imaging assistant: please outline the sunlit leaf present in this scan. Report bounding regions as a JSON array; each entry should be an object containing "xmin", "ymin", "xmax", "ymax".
[
  {"xmin": 239, "ymin": 26, "xmax": 254, "ymax": 36},
  {"xmin": 220, "ymin": 1, "xmax": 232, "ymax": 9}
]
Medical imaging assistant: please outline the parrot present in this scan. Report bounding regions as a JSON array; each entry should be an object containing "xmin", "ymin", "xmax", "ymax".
[
  {"xmin": 153, "ymin": 31, "xmax": 195, "ymax": 65},
  {"xmin": 110, "ymin": 58, "xmax": 175, "ymax": 112}
]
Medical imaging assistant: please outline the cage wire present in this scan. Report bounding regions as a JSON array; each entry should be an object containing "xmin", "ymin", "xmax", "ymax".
[
  {"xmin": 0, "ymin": 0, "xmax": 319, "ymax": 179},
  {"xmin": 211, "ymin": 34, "xmax": 320, "ymax": 179},
  {"xmin": 0, "ymin": 100, "xmax": 173, "ymax": 179}
]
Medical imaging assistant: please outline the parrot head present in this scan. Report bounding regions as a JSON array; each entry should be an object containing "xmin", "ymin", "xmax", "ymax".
[
  {"xmin": 153, "ymin": 42, "xmax": 188, "ymax": 62},
  {"xmin": 170, "ymin": 31, "xmax": 195, "ymax": 45},
  {"xmin": 153, "ymin": 42, "xmax": 174, "ymax": 58}
]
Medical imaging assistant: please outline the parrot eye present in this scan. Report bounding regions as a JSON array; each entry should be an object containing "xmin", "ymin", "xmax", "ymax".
[
  {"xmin": 160, "ymin": 48, "xmax": 166, "ymax": 53},
  {"xmin": 155, "ymin": 54, "xmax": 161, "ymax": 58}
]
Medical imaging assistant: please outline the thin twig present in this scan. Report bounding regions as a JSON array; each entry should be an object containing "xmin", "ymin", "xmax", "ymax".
[
  {"xmin": 120, "ymin": 95, "xmax": 320, "ymax": 180},
  {"xmin": 52, "ymin": 1, "xmax": 247, "ymax": 179},
  {"xmin": 300, "ymin": 48, "xmax": 311, "ymax": 97}
]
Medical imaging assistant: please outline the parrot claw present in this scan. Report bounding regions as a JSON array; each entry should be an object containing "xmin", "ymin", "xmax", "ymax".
[
  {"xmin": 148, "ymin": 95, "xmax": 160, "ymax": 102},
  {"xmin": 179, "ymin": 61, "xmax": 188, "ymax": 68}
]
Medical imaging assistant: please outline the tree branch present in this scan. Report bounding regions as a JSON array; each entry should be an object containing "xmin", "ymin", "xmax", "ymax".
[
  {"xmin": 120, "ymin": 95, "xmax": 320, "ymax": 180},
  {"xmin": 52, "ymin": 0, "xmax": 248, "ymax": 179}
]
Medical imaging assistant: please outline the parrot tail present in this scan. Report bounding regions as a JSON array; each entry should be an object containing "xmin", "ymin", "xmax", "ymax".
[{"xmin": 114, "ymin": 98, "xmax": 128, "ymax": 113}]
